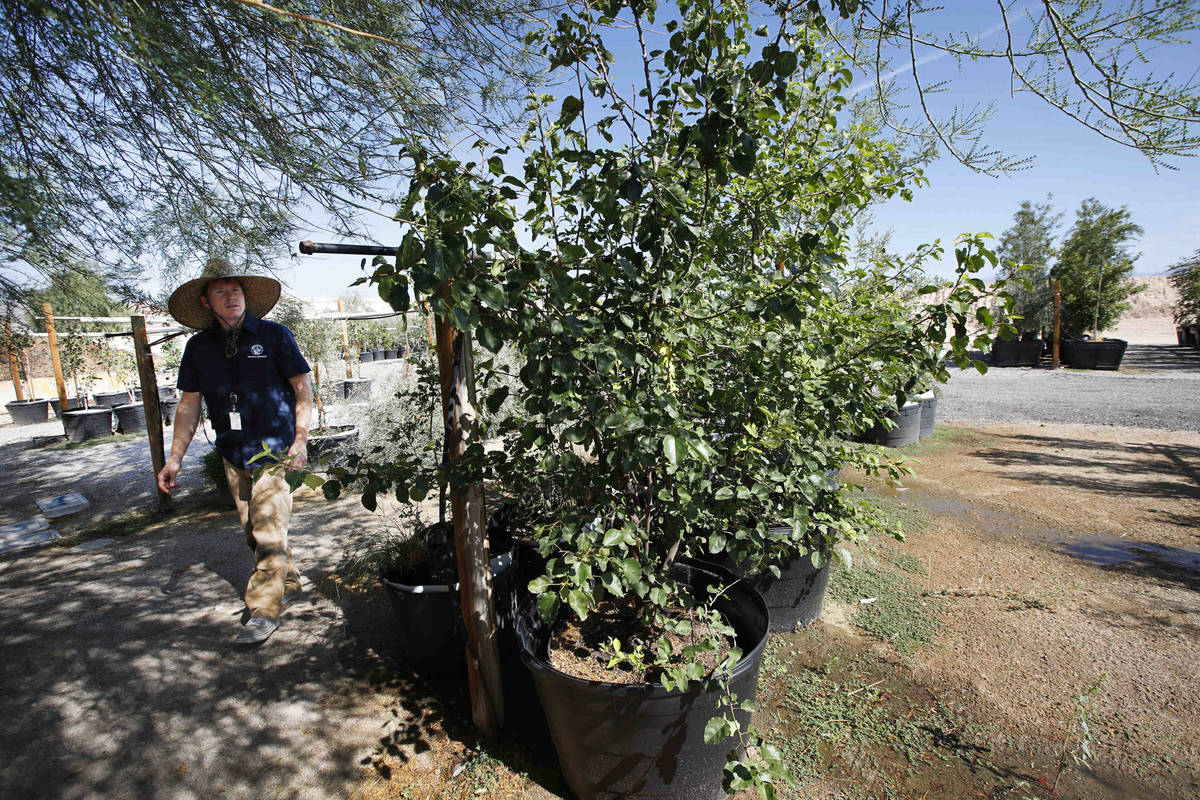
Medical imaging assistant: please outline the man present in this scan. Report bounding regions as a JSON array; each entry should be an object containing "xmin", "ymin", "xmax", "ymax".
[{"xmin": 157, "ymin": 258, "xmax": 313, "ymax": 645}]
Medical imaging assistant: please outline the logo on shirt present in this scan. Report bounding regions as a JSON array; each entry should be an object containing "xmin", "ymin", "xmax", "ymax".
[{"xmin": 249, "ymin": 344, "xmax": 267, "ymax": 358}]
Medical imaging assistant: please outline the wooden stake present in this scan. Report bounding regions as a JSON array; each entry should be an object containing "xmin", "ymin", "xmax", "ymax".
[
  {"xmin": 337, "ymin": 299, "xmax": 353, "ymax": 379},
  {"xmin": 132, "ymin": 316, "xmax": 171, "ymax": 512},
  {"xmin": 43, "ymin": 303, "xmax": 69, "ymax": 412},
  {"xmin": 5, "ymin": 321, "xmax": 25, "ymax": 401},
  {"xmin": 312, "ymin": 322, "xmax": 325, "ymax": 429},
  {"xmin": 433, "ymin": 287, "xmax": 503, "ymax": 736},
  {"xmin": 1052, "ymin": 280, "xmax": 1062, "ymax": 369}
]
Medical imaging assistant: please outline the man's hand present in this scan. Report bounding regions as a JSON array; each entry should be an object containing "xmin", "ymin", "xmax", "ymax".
[
  {"xmin": 157, "ymin": 458, "xmax": 181, "ymax": 495},
  {"xmin": 285, "ymin": 439, "xmax": 308, "ymax": 470}
]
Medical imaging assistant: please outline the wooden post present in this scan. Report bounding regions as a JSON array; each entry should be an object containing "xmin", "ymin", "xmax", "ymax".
[
  {"xmin": 5, "ymin": 321, "xmax": 25, "ymax": 401},
  {"xmin": 1052, "ymin": 280, "xmax": 1062, "ymax": 369},
  {"xmin": 132, "ymin": 316, "xmax": 171, "ymax": 512},
  {"xmin": 312, "ymin": 322, "xmax": 325, "ymax": 429},
  {"xmin": 43, "ymin": 303, "xmax": 69, "ymax": 412},
  {"xmin": 337, "ymin": 299, "xmax": 353, "ymax": 379},
  {"xmin": 433, "ymin": 287, "xmax": 503, "ymax": 736}
]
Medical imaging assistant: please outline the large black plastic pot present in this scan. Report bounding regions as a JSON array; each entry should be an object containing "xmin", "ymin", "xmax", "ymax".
[
  {"xmin": 517, "ymin": 558, "xmax": 769, "ymax": 800},
  {"xmin": 915, "ymin": 392, "xmax": 937, "ymax": 439},
  {"xmin": 62, "ymin": 407, "xmax": 114, "ymax": 442},
  {"xmin": 6, "ymin": 399, "xmax": 49, "ymax": 425},
  {"xmin": 1065, "ymin": 338, "xmax": 1128, "ymax": 370},
  {"xmin": 342, "ymin": 378, "xmax": 373, "ymax": 401},
  {"xmin": 991, "ymin": 339, "xmax": 1042, "ymax": 367},
  {"xmin": 701, "ymin": 537, "xmax": 831, "ymax": 633},
  {"xmin": 159, "ymin": 396, "xmax": 179, "ymax": 426},
  {"xmin": 113, "ymin": 402, "xmax": 147, "ymax": 433},
  {"xmin": 1178, "ymin": 327, "xmax": 1190, "ymax": 346},
  {"xmin": 1188, "ymin": 326, "xmax": 1200, "ymax": 347},
  {"xmin": 380, "ymin": 547, "xmax": 517, "ymax": 677},
  {"xmin": 384, "ymin": 348, "xmax": 398, "ymax": 360},
  {"xmin": 50, "ymin": 396, "xmax": 85, "ymax": 419},
  {"xmin": 373, "ymin": 348, "xmax": 385, "ymax": 361},
  {"xmin": 135, "ymin": 385, "xmax": 176, "ymax": 403},
  {"xmin": 359, "ymin": 351, "xmax": 374, "ymax": 363},
  {"xmin": 93, "ymin": 389, "xmax": 132, "ymax": 407},
  {"xmin": 306, "ymin": 425, "xmax": 358, "ymax": 463},
  {"xmin": 863, "ymin": 401, "xmax": 921, "ymax": 447}
]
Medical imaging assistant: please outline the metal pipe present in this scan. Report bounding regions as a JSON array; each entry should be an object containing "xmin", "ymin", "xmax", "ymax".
[{"xmin": 298, "ymin": 241, "xmax": 397, "ymax": 257}]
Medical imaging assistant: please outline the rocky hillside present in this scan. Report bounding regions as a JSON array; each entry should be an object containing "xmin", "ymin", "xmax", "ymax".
[{"xmin": 1123, "ymin": 275, "xmax": 1178, "ymax": 319}]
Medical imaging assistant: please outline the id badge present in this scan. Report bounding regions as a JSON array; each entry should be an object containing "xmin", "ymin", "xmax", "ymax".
[{"xmin": 229, "ymin": 411, "xmax": 242, "ymax": 431}]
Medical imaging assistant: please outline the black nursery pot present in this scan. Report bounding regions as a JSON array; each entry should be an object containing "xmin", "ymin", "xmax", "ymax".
[
  {"xmin": 517, "ymin": 558, "xmax": 769, "ymax": 800},
  {"xmin": 863, "ymin": 401, "xmax": 921, "ymax": 447},
  {"xmin": 50, "ymin": 396, "xmax": 84, "ymax": 418},
  {"xmin": 1065, "ymin": 338, "xmax": 1128, "ymax": 370},
  {"xmin": 916, "ymin": 392, "xmax": 937, "ymax": 439},
  {"xmin": 159, "ymin": 397, "xmax": 179, "ymax": 426},
  {"xmin": 359, "ymin": 351, "xmax": 374, "ymax": 363},
  {"xmin": 5, "ymin": 398, "xmax": 49, "ymax": 425},
  {"xmin": 306, "ymin": 426, "xmax": 358, "ymax": 463},
  {"xmin": 991, "ymin": 339, "xmax": 1042, "ymax": 367},
  {"xmin": 92, "ymin": 389, "xmax": 132, "ymax": 407},
  {"xmin": 62, "ymin": 407, "xmax": 114, "ymax": 442},
  {"xmin": 341, "ymin": 378, "xmax": 373, "ymax": 401},
  {"xmin": 380, "ymin": 547, "xmax": 517, "ymax": 677},
  {"xmin": 113, "ymin": 402, "xmax": 147, "ymax": 434}
]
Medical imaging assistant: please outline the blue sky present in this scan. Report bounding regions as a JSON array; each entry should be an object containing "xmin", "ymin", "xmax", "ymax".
[{"xmin": 284, "ymin": 4, "xmax": 1199, "ymax": 297}]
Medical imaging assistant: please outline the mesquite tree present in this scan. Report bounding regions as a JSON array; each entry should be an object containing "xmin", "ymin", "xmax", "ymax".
[{"xmin": 1051, "ymin": 198, "xmax": 1144, "ymax": 337}]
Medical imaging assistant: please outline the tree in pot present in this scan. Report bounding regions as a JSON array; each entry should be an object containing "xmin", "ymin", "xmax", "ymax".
[
  {"xmin": 335, "ymin": 2, "xmax": 1003, "ymax": 797},
  {"xmin": 1167, "ymin": 249, "xmax": 1200, "ymax": 344},
  {"xmin": 1051, "ymin": 198, "xmax": 1144, "ymax": 340}
]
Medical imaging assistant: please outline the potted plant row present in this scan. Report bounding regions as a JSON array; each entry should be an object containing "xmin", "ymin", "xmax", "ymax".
[{"xmin": 297, "ymin": 3, "xmax": 1006, "ymax": 797}]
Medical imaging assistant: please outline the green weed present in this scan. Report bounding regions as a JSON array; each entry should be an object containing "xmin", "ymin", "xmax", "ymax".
[{"xmin": 46, "ymin": 432, "xmax": 140, "ymax": 450}]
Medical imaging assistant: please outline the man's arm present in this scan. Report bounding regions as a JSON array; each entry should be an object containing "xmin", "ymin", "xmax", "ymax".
[
  {"xmin": 285, "ymin": 373, "xmax": 312, "ymax": 468},
  {"xmin": 156, "ymin": 391, "xmax": 202, "ymax": 495}
]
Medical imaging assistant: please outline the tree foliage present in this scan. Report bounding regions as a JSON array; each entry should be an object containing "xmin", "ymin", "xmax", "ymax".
[
  {"xmin": 996, "ymin": 198, "xmax": 1062, "ymax": 333},
  {"xmin": 821, "ymin": 0, "xmax": 1200, "ymax": 173},
  {"xmin": 1051, "ymin": 198, "xmax": 1144, "ymax": 336},
  {"xmin": 0, "ymin": 0, "xmax": 543, "ymax": 305},
  {"xmin": 1167, "ymin": 249, "xmax": 1200, "ymax": 324}
]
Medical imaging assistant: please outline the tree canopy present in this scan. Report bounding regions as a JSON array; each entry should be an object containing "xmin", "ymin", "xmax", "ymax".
[
  {"xmin": 0, "ymin": 0, "xmax": 543, "ymax": 308},
  {"xmin": 996, "ymin": 198, "xmax": 1062, "ymax": 332},
  {"xmin": 1051, "ymin": 197, "xmax": 1144, "ymax": 336},
  {"xmin": 825, "ymin": 0, "xmax": 1200, "ymax": 173}
]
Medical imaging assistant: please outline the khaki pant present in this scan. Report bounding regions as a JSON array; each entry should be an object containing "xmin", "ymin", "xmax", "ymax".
[{"xmin": 223, "ymin": 459, "xmax": 302, "ymax": 621}]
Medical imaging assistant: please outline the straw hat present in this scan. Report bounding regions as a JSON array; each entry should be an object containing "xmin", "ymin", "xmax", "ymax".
[{"xmin": 167, "ymin": 258, "xmax": 282, "ymax": 330}]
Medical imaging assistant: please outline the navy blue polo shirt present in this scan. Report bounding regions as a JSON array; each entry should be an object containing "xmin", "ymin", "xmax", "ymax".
[{"xmin": 177, "ymin": 315, "xmax": 310, "ymax": 469}]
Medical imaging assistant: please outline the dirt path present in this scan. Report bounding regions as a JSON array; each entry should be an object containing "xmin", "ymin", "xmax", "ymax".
[{"xmin": 1, "ymin": 420, "xmax": 1197, "ymax": 800}]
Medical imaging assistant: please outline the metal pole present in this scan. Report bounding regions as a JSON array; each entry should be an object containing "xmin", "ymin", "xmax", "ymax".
[
  {"xmin": 131, "ymin": 316, "xmax": 171, "ymax": 512},
  {"xmin": 43, "ymin": 303, "xmax": 69, "ymax": 413},
  {"xmin": 299, "ymin": 240, "xmax": 395, "ymax": 257},
  {"xmin": 5, "ymin": 321, "xmax": 25, "ymax": 401}
]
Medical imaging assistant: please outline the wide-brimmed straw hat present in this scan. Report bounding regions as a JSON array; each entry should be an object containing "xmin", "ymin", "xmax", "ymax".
[{"xmin": 167, "ymin": 258, "xmax": 282, "ymax": 330}]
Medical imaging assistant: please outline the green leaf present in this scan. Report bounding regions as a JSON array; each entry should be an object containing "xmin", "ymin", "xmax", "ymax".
[
  {"xmin": 704, "ymin": 716, "xmax": 734, "ymax": 745},
  {"xmin": 321, "ymin": 479, "xmax": 342, "ymax": 500},
  {"xmin": 662, "ymin": 434, "xmax": 678, "ymax": 466},
  {"xmin": 527, "ymin": 575, "xmax": 551, "ymax": 594},
  {"xmin": 618, "ymin": 558, "xmax": 642, "ymax": 583},
  {"xmin": 714, "ymin": 486, "xmax": 734, "ymax": 501},
  {"xmin": 361, "ymin": 490, "xmax": 377, "ymax": 512},
  {"xmin": 477, "ymin": 325, "xmax": 503, "ymax": 353},
  {"xmin": 302, "ymin": 473, "xmax": 324, "ymax": 490},
  {"xmin": 537, "ymin": 591, "xmax": 560, "ymax": 621},
  {"xmin": 567, "ymin": 589, "xmax": 591, "ymax": 620},
  {"xmin": 775, "ymin": 50, "xmax": 798, "ymax": 77}
]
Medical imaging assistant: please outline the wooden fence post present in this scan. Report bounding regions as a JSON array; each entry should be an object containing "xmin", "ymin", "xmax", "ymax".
[
  {"xmin": 1052, "ymin": 280, "xmax": 1062, "ymax": 369},
  {"xmin": 131, "ymin": 316, "xmax": 171, "ymax": 512},
  {"xmin": 42, "ymin": 303, "xmax": 69, "ymax": 412},
  {"xmin": 312, "ymin": 322, "xmax": 325, "ymax": 428},
  {"xmin": 5, "ymin": 321, "xmax": 25, "ymax": 401},
  {"xmin": 337, "ymin": 299, "xmax": 353, "ymax": 379}
]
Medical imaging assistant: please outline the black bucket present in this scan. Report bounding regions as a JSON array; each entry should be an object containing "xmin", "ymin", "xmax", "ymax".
[
  {"xmin": 517, "ymin": 558, "xmax": 769, "ymax": 800},
  {"xmin": 159, "ymin": 397, "xmax": 179, "ymax": 426}
]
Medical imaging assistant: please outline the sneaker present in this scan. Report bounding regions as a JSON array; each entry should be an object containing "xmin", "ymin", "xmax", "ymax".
[{"xmin": 235, "ymin": 616, "xmax": 278, "ymax": 645}]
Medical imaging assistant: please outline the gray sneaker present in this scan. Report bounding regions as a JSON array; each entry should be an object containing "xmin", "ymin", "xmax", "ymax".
[{"xmin": 235, "ymin": 616, "xmax": 278, "ymax": 644}]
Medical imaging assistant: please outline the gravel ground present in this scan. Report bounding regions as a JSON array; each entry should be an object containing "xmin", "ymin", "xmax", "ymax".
[{"xmin": 938, "ymin": 343, "xmax": 1200, "ymax": 432}]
